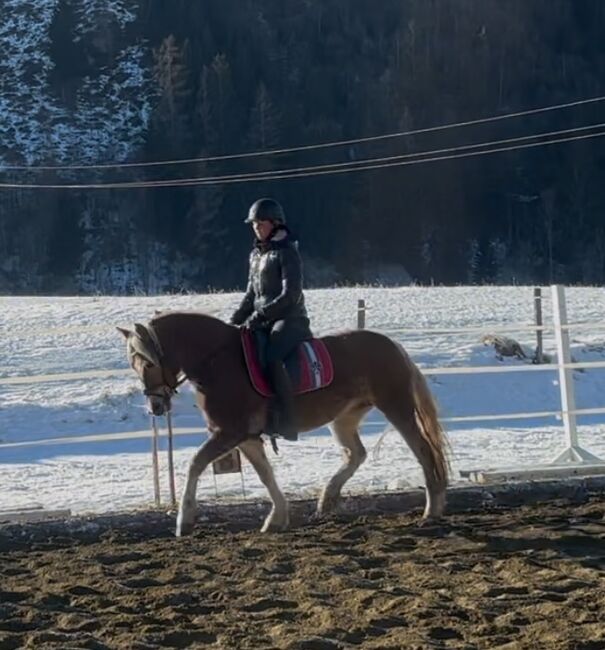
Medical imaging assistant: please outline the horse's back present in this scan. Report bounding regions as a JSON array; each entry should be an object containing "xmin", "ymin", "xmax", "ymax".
[
  {"xmin": 320, "ymin": 328, "xmax": 401, "ymax": 355},
  {"xmin": 319, "ymin": 329, "xmax": 408, "ymax": 380}
]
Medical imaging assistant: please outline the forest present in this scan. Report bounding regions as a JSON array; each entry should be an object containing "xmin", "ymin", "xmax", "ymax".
[{"xmin": 1, "ymin": 0, "xmax": 604, "ymax": 293}]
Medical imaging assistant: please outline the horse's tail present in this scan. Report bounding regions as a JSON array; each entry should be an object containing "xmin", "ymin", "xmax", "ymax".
[{"xmin": 404, "ymin": 348, "xmax": 450, "ymax": 487}]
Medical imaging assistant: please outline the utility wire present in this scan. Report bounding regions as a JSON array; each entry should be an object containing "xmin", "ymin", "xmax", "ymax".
[
  {"xmin": 1, "ymin": 94, "xmax": 604, "ymax": 172},
  {"xmin": 0, "ymin": 122, "xmax": 603, "ymax": 190}
]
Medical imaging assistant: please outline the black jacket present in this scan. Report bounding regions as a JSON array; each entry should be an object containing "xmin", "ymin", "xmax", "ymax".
[{"xmin": 231, "ymin": 227, "xmax": 309, "ymax": 326}]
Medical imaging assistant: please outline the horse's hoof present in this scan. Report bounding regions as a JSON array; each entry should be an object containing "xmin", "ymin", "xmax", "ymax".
[
  {"xmin": 313, "ymin": 507, "xmax": 335, "ymax": 521},
  {"xmin": 417, "ymin": 516, "xmax": 440, "ymax": 528},
  {"xmin": 175, "ymin": 519, "xmax": 195, "ymax": 537},
  {"xmin": 316, "ymin": 495, "xmax": 339, "ymax": 518},
  {"xmin": 261, "ymin": 519, "xmax": 289, "ymax": 533},
  {"xmin": 416, "ymin": 517, "xmax": 449, "ymax": 538}
]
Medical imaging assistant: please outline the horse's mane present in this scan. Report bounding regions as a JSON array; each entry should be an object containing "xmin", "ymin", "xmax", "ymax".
[{"xmin": 150, "ymin": 309, "xmax": 224, "ymax": 325}]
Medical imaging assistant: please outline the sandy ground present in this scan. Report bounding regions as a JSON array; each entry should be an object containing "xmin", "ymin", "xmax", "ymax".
[{"xmin": 1, "ymin": 497, "xmax": 604, "ymax": 650}]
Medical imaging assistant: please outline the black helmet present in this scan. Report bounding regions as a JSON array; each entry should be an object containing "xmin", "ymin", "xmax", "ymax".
[{"xmin": 244, "ymin": 198, "xmax": 286, "ymax": 225}]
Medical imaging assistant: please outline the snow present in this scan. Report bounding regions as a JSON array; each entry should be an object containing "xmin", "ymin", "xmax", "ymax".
[
  {"xmin": 1, "ymin": 286, "xmax": 605, "ymax": 515},
  {"xmin": 0, "ymin": 0, "xmax": 153, "ymax": 165}
]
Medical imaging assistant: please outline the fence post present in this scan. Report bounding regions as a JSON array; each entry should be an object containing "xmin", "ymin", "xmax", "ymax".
[
  {"xmin": 551, "ymin": 284, "xmax": 600, "ymax": 464},
  {"xmin": 533, "ymin": 287, "xmax": 543, "ymax": 364},
  {"xmin": 150, "ymin": 416, "xmax": 161, "ymax": 506},
  {"xmin": 357, "ymin": 299, "xmax": 366, "ymax": 329},
  {"xmin": 166, "ymin": 411, "xmax": 177, "ymax": 509}
]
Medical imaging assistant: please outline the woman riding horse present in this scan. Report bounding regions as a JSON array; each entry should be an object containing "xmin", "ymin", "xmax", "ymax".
[
  {"xmin": 119, "ymin": 311, "xmax": 448, "ymax": 536},
  {"xmin": 230, "ymin": 198, "xmax": 312, "ymax": 441},
  {"xmin": 118, "ymin": 202, "xmax": 448, "ymax": 536}
]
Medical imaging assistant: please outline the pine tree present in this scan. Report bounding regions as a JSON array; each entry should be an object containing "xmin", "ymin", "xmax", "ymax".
[
  {"xmin": 466, "ymin": 239, "xmax": 482, "ymax": 285},
  {"xmin": 197, "ymin": 53, "xmax": 237, "ymax": 154},
  {"xmin": 186, "ymin": 180, "xmax": 227, "ymax": 288},
  {"xmin": 153, "ymin": 34, "xmax": 192, "ymax": 153},
  {"xmin": 248, "ymin": 82, "xmax": 281, "ymax": 150}
]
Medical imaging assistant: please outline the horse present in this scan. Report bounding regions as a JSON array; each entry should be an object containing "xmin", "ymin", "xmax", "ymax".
[{"xmin": 117, "ymin": 311, "xmax": 449, "ymax": 537}]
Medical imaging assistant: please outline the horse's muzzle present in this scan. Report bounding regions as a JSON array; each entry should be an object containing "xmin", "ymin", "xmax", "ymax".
[
  {"xmin": 148, "ymin": 396, "xmax": 170, "ymax": 416},
  {"xmin": 150, "ymin": 402, "xmax": 164, "ymax": 416}
]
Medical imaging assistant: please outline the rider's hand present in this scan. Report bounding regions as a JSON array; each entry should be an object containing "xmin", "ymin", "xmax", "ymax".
[{"xmin": 246, "ymin": 311, "xmax": 266, "ymax": 330}]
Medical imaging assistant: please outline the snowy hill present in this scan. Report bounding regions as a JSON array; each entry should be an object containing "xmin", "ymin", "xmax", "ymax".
[{"xmin": 0, "ymin": 0, "xmax": 152, "ymax": 165}]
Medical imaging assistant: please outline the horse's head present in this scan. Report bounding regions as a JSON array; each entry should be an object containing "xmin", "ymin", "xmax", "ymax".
[{"xmin": 117, "ymin": 322, "xmax": 181, "ymax": 417}]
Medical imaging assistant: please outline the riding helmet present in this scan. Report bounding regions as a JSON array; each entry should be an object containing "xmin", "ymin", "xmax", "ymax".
[{"xmin": 244, "ymin": 198, "xmax": 286, "ymax": 225}]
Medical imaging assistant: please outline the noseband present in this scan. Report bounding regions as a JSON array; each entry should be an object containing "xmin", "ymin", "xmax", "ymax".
[
  {"xmin": 142, "ymin": 365, "xmax": 181, "ymax": 401},
  {"xmin": 131, "ymin": 323, "xmax": 186, "ymax": 405}
]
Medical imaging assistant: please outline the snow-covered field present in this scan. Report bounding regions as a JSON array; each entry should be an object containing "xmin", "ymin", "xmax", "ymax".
[{"xmin": 1, "ymin": 286, "xmax": 605, "ymax": 515}]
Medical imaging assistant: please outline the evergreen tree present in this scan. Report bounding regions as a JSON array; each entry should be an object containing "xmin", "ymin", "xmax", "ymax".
[
  {"xmin": 3, "ymin": 0, "xmax": 605, "ymax": 292},
  {"xmin": 248, "ymin": 82, "xmax": 281, "ymax": 151},
  {"xmin": 152, "ymin": 34, "xmax": 192, "ymax": 154}
]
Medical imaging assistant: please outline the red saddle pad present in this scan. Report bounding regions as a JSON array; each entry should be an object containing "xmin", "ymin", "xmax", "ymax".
[{"xmin": 241, "ymin": 328, "xmax": 334, "ymax": 397}]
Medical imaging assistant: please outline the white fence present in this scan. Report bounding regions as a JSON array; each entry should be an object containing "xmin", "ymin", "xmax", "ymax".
[{"xmin": 1, "ymin": 285, "xmax": 604, "ymax": 499}]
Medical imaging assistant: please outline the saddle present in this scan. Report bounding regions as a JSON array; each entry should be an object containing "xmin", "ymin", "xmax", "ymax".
[{"xmin": 240, "ymin": 328, "xmax": 334, "ymax": 397}]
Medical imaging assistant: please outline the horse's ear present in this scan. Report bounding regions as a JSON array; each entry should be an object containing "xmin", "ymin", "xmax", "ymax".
[
  {"xmin": 116, "ymin": 326, "xmax": 132, "ymax": 339},
  {"xmin": 134, "ymin": 323, "xmax": 148, "ymax": 340}
]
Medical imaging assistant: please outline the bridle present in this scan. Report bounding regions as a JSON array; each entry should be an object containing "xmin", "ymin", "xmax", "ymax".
[
  {"xmin": 130, "ymin": 323, "xmax": 186, "ymax": 409},
  {"xmin": 130, "ymin": 320, "xmax": 235, "ymax": 406},
  {"xmin": 128, "ymin": 321, "xmax": 188, "ymax": 508},
  {"xmin": 142, "ymin": 365, "xmax": 184, "ymax": 402}
]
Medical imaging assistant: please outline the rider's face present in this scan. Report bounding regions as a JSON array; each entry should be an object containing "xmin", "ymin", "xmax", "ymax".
[{"xmin": 252, "ymin": 220, "xmax": 274, "ymax": 241}]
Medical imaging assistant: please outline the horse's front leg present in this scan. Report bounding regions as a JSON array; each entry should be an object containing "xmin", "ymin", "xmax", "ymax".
[
  {"xmin": 239, "ymin": 437, "xmax": 289, "ymax": 532},
  {"xmin": 176, "ymin": 433, "xmax": 239, "ymax": 537}
]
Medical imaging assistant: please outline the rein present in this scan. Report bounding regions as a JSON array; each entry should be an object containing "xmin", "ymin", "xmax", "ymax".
[
  {"xmin": 136, "ymin": 322, "xmax": 184, "ymax": 401},
  {"xmin": 142, "ymin": 369, "xmax": 186, "ymax": 399},
  {"xmin": 134, "ymin": 318, "xmax": 236, "ymax": 509}
]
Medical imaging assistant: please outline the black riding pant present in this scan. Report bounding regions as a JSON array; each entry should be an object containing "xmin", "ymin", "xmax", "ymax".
[{"xmin": 265, "ymin": 317, "xmax": 312, "ymax": 364}]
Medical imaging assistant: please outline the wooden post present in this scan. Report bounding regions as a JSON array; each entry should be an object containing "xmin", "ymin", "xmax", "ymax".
[
  {"xmin": 150, "ymin": 416, "xmax": 161, "ymax": 507},
  {"xmin": 166, "ymin": 411, "xmax": 177, "ymax": 508},
  {"xmin": 357, "ymin": 299, "xmax": 366, "ymax": 329},
  {"xmin": 534, "ymin": 287, "xmax": 544, "ymax": 364}
]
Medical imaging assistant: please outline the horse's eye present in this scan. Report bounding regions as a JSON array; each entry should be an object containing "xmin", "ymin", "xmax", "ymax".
[{"xmin": 143, "ymin": 364, "xmax": 162, "ymax": 385}]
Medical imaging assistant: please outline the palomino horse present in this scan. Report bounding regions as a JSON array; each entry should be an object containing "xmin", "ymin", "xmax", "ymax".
[{"xmin": 118, "ymin": 312, "xmax": 448, "ymax": 536}]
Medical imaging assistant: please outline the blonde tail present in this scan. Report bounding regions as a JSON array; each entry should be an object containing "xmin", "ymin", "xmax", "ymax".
[{"xmin": 409, "ymin": 356, "xmax": 450, "ymax": 487}]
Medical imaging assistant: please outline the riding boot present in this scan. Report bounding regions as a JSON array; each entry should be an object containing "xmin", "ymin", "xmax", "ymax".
[{"xmin": 267, "ymin": 360, "xmax": 298, "ymax": 441}]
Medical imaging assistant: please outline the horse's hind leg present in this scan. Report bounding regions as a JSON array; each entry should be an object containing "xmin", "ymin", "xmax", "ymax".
[
  {"xmin": 404, "ymin": 416, "xmax": 446, "ymax": 520},
  {"xmin": 379, "ymin": 405, "xmax": 446, "ymax": 520},
  {"xmin": 238, "ymin": 437, "xmax": 289, "ymax": 532},
  {"xmin": 316, "ymin": 405, "xmax": 369, "ymax": 517}
]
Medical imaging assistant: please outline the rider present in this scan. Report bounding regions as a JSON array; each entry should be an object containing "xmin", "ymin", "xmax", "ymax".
[{"xmin": 230, "ymin": 198, "xmax": 312, "ymax": 441}]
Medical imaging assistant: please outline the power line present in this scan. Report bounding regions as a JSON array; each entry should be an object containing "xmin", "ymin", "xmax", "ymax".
[
  {"xmin": 1, "ymin": 122, "xmax": 603, "ymax": 190},
  {"xmin": 116, "ymin": 121, "xmax": 605, "ymax": 187},
  {"xmin": 120, "ymin": 130, "xmax": 605, "ymax": 187},
  {"xmin": 1, "ymin": 94, "xmax": 605, "ymax": 172}
]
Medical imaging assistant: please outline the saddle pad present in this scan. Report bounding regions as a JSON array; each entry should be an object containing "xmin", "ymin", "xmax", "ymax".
[{"xmin": 241, "ymin": 328, "xmax": 334, "ymax": 397}]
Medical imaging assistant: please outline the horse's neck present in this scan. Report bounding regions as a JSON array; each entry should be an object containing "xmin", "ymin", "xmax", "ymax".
[{"xmin": 153, "ymin": 313, "xmax": 233, "ymax": 374}]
